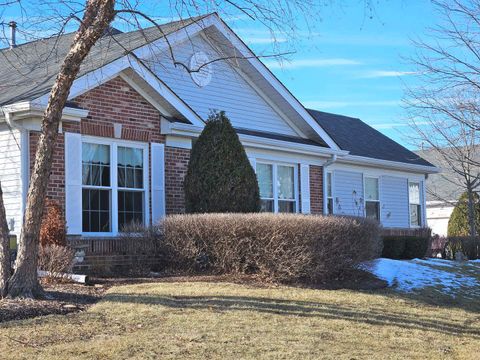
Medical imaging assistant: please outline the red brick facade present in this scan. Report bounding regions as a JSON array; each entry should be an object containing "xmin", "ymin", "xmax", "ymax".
[
  {"xmin": 165, "ymin": 146, "xmax": 190, "ymax": 214},
  {"xmin": 309, "ymin": 165, "xmax": 324, "ymax": 215},
  {"xmin": 29, "ymin": 76, "xmax": 325, "ymax": 233}
]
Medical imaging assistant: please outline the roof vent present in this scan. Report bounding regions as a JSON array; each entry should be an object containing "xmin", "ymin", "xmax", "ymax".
[{"xmin": 8, "ymin": 21, "xmax": 16, "ymax": 49}]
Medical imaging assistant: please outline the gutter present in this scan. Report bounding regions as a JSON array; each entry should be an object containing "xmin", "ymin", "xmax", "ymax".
[{"xmin": 161, "ymin": 119, "xmax": 349, "ymax": 158}]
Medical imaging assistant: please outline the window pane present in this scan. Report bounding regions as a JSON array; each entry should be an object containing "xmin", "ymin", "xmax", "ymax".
[
  {"xmin": 410, "ymin": 204, "xmax": 421, "ymax": 226},
  {"xmin": 409, "ymin": 182, "xmax": 420, "ymax": 204},
  {"xmin": 118, "ymin": 191, "xmax": 144, "ymax": 230},
  {"xmin": 256, "ymin": 164, "xmax": 273, "ymax": 198},
  {"xmin": 82, "ymin": 189, "xmax": 110, "ymax": 232},
  {"xmin": 327, "ymin": 173, "xmax": 332, "ymax": 197},
  {"xmin": 277, "ymin": 166, "xmax": 294, "ymax": 200},
  {"xmin": 278, "ymin": 200, "xmax": 295, "ymax": 213},
  {"xmin": 327, "ymin": 198, "xmax": 334, "ymax": 215},
  {"xmin": 366, "ymin": 201, "xmax": 380, "ymax": 221},
  {"xmin": 118, "ymin": 147, "xmax": 144, "ymax": 189},
  {"xmin": 82, "ymin": 143, "xmax": 110, "ymax": 186},
  {"xmin": 260, "ymin": 199, "xmax": 274, "ymax": 212},
  {"xmin": 365, "ymin": 177, "xmax": 379, "ymax": 201}
]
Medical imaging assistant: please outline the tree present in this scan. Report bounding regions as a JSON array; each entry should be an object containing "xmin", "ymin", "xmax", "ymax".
[
  {"xmin": 448, "ymin": 191, "xmax": 480, "ymax": 237},
  {"xmin": 405, "ymin": 0, "xmax": 480, "ymax": 242},
  {"xmin": 184, "ymin": 111, "xmax": 260, "ymax": 213},
  {"xmin": 0, "ymin": 0, "xmax": 381, "ymax": 297}
]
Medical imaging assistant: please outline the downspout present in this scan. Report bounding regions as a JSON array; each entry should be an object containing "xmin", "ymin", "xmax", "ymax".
[
  {"xmin": 3, "ymin": 110, "xmax": 29, "ymax": 235},
  {"xmin": 322, "ymin": 154, "xmax": 337, "ymax": 214}
]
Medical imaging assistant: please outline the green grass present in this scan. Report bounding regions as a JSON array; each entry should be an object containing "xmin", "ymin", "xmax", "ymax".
[{"xmin": 1, "ymin": 281, "xmax": 479, "ymax": 359}]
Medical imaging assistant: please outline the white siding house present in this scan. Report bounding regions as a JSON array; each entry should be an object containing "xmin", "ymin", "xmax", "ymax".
[{"xmin": 0, "ymin": 124, "xmax": 24, "ymax": 236}]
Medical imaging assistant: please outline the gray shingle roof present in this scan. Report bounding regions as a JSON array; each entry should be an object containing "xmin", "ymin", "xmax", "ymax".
[
  {"xmin": 307, "ymin": 109, "xmax": 434, "ymax": 167},
  {"xmin": 0, "ymin": 16, "xmax": 206, "ymax": 106}
]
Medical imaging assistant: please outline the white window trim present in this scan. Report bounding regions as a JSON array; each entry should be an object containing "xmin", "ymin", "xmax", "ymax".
[
  {"xmin": 255, "ymin": 160, "xmax": 299, "ymax": 213},
  {"xmin": 408, "ymin": 181, "xmax": 423, "ymax": 228},
  {"xmin": 81, "ymin": 136, "xmax": 150, "ymax": 237},
  {"xmin": 363, "ymin": 176, "xmax": 381, "ymax": 221},
  {"xmin": 326, "ymin": 171, "xmax": 334, "ymax": 215}
]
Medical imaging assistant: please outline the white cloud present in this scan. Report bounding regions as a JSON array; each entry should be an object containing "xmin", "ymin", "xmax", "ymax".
[
  {"xmin": 358, "ymin": 70, "xmax": 417, "ymax": 78},
  {"xmin": 303, "ymin": 100, "xmax": 399, "ymax": 109},
  {"xmin": 264, "ymin": 58, "xmax": 362, "ymax": 70}
]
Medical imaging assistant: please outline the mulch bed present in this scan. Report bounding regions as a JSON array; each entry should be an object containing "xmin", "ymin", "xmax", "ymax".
[
  {"xmin": 0, "ymin": 270, "xmax": 387, "ymax": 324},
  {"xmin": 0, "ymin": 282, "xmax": 107, "ymax": 323}
]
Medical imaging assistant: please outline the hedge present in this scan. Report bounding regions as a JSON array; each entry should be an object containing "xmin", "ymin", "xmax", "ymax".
[
  {"xmin": 160, "ymin": 213, "xmax": 382, "ymax": 283},
  {"xmin": 382, "ymin": 235, "xmax": 430, "ymax": 260}
]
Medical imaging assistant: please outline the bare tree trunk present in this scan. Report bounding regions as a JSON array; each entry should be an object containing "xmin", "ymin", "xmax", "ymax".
[
  {"xmin": 7, "ymin": 0, "xmax": 116, "ymax": 298},
  {"xmin": 0, "ymin": 183, "xmax": 10, "ymax": 297},
  {"xmin": 466, "ymin": 188, "xmax": 477, "ymax": 238}
]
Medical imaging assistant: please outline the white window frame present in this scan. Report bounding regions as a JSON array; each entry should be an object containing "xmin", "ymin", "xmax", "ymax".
[
  {"xmin": 81, "ymin": 136, "xmax": 150, "ymax": 236},
  {"xmin": 408, "ymin": 181, "xmax": 422, "ymax": 228},
  {"xmin": 256, "ymin": 161, "xmax": 299, "ymax": 213},
  {"xmin": 326, "ymin": 171, "xmax": 334, "ymax": 215},
  {"xmin": 364, "ymin": 176, "xmax": 381, "ymax": 221}
]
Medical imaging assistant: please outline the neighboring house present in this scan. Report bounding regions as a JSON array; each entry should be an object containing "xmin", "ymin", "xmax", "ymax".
[
  {"xmin": 415, "ymin": 148, "xmax": 478, "ymax": 236},
  {"xmin": 0, "ymin": 14, "xmax": 438, "ymax": 243}
]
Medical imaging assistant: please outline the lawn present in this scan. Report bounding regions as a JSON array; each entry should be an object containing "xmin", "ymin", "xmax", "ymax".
[{"xmin": 0, "ymin": 278, "xmax": 479, "ymax": 359}]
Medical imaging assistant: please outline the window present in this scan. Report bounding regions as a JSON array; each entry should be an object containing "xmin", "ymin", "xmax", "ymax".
[
  {"xmin": 326, "ymin": 172, "xmax": 333, "ymax": 214},
  {"xmin": 118, "ymin": 147, "xmax": 144, "ymax": 230},
  {"xmin": 82, "ymin": 143, "xmax": 111, "ymax": 232},
  {"xmin": 256, "ymin": 162, "xmax": 297, "ymax": 213},
  {"xmin": 364, "ymin": 177, "xmax": 380, "ymax": 221},
  {"xmin": 82, "ymin": 140, "xmax": 147, "ymax": 234},
  {"xmin": 409, "ymin": 182, "xmax": 422, "ymax": 227}
]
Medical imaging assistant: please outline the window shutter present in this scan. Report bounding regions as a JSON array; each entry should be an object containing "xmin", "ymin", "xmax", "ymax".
[
  {"xmin": 300, "ymin": 164, "xmax": 310, "ymax": 214},
  {"xmin": 151, "ymin": 143, "xmax": 165, "ymax": 224},
  {"xmin": 65, "ymin": 132, "xmax": 82, "ymax": 235}
]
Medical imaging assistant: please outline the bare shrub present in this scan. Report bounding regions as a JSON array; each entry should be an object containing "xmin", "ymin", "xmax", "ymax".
[
  {"xmin": 40, "ymin": 198, "xmax": 67, "ymax": 247},
  {"xmin": 119, "ymin": 222, "xmax": 166, "ymax": 275},
  {"xmin": 162, "ymin": 213, "xmax": 382, "ymax": 283},
  {"xmin": 38, "ymin": 244, "xmax": 75, "ymax": 281}
]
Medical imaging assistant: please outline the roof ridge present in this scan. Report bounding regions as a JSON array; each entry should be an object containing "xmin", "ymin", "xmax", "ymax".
[{"xmin": 0, "ymin": 13, "xmax": 211, "ymax": 53}]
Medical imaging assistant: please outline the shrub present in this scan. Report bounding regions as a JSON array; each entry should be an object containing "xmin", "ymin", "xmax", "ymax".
[
  {"xmin": 161, "ymin": 213, "xmax": 382, "ymax": 283},
  {"xmin": 40, "ymin": 198, "xmax": 67, "ymax": 247},
  {"xmin": 382, "ymin": 235, "xmax": 430, "ymax": 259},
  {"xmin": 184, "ymin": 111, "xmax": 260, "ymax": 213},
  {"xmin": 38, "ymin": 244, "xmax": 75, "ymax": 280},
  {"xmin": 119, "ymin": 222, "xmax": 166, "ymax": 274},
  {"xmin": 444, "ymin": 237, "xmax": 480, "ymax": 260},
  {"xmin": 381, "ymin": 237, "xmax": 406, "ymax": 259},
  {"xmin": 447, "ymin": 192, "xmax": 480, "ymax": 237}
]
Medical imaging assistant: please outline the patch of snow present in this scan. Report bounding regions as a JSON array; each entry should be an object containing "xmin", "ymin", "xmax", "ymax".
[{"xmin": 361, "ymin": 258, "xmax": 479, "ymax": 295}]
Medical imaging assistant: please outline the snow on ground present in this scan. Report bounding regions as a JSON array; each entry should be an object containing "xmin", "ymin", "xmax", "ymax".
[{"xmin": 361, "ymin": 258, "xmax": 480, "ymax": 296}]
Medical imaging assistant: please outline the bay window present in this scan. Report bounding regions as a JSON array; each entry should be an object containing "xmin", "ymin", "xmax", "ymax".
[
  {"xmin": 364, "ymin": 177, "xmax": 380, "ymax": 221},
  {"xmin": 409, "ymin": 182, "xmax": 422, "ymax": 227},
  {"xmin": 82, "ymin": 139, "xmax": 148, "ymax": 234},
  {"xmin": 256, "ymin": 162, "xmax": 297, "ymax": 213}
]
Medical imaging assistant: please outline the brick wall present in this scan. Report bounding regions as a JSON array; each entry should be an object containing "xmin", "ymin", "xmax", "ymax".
[
  {"xmin": 165, "ymin": 146, "xmax": 190, "ymax": 214},
  {"xmin": 309, "ymin": 165, "xmax": 324, "ymax": 215},
  {"xmin": 28, "ymin": 76, "xmax": 175, "ymax": 220}
]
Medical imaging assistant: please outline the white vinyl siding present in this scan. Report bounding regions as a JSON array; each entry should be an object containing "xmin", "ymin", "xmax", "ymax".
[
  {"xmin": 333, "ymin": 170, "xmax": 364, "ymax": 216},
  {"xmin": 0, "ymin": 126, "xmax": 22, "ymax": 236},
  {"xmin": 149, "ymin": 35, "xmax": 299, "ymax": 136},
  {"xmin": 380, "ymin": 176, "xmax": 409, "ymax": 228}
]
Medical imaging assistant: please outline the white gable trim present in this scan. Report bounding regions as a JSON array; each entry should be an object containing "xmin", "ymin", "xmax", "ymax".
[{"xmin": 33, "ymin": 56, "xmax": 205, "ymax": 127}]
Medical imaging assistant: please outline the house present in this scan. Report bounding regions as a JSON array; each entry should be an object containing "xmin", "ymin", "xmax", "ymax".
[{"xmin": 0, "ymin": 14, "xmax": 438, "ymax": 246}]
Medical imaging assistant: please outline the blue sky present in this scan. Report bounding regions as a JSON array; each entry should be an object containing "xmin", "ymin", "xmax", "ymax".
[
  {"xmin": 231, "ymin": 1, "xmax": 436, "ymax": 148},
  {"xmin": 1, "ymin": 1, "xmax": 437, "ymax": 148}
]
